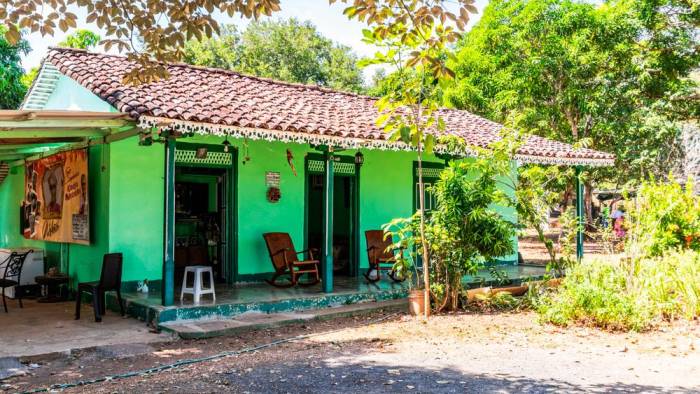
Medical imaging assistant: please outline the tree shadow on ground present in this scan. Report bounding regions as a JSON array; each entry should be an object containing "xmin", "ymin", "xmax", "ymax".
[{"xmin": 222, "ymin": 351, "xmax": 697, "ymax": 394}]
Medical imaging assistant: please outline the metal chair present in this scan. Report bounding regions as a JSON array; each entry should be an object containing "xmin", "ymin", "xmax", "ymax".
[
  {"xmin": 0, "ymin": 250, "xmax": 32, "ymax": 313},
  {"xmin": 75, "ymin": 253, "xmax": 125, "ymax": 322}
]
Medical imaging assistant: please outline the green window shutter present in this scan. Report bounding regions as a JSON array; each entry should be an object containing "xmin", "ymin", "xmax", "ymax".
[{"xmin": 413, "ymin": 162, "xmax": 445, "ymax": 213}]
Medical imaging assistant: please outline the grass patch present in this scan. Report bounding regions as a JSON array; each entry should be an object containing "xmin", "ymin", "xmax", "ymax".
[{"xmin": 535, "ymin": 250, "xmax": 700, "ymax": 331}]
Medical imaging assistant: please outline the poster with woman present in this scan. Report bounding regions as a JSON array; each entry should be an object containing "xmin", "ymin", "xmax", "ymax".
[{"xmin": 23, "ymin": 149, "xmax": 90, "ymax": 244}]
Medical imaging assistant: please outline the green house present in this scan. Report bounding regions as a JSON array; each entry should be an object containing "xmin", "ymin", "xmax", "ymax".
[{"xmin": 0, "ymin": 48, "xmax": 614, "ymax": 323}]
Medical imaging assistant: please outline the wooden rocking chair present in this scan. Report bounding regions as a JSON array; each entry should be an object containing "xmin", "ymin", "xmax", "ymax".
[
  {"xmin": 262, "ymin": 232, "xmax": 320, "ymax": 287},
  {"xmin": 364, "ymin": 230, "xmax": 405, "ymax": 283}
]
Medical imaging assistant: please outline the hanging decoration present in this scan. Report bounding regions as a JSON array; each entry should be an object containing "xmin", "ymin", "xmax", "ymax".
[
  {"xmin": 242, "ymin": 138, "xmax": 251, "ymax": 165},
  {"xmin": 286, "ymin": 149, "xmax": 297, "ymax": 176}
]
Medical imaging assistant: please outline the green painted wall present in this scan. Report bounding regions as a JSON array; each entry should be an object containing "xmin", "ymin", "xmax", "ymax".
[
  {"xmin": 108, "ymin": 137, "xmax": 164, "ymax": 283},
  {"xmin": 235, "ymin": 140, "xmax": 309, "ymax": 275},
  {"xmin": 357, "ymin": 149, "xmax": 416, "ymax": 269},
  {"xmin": 497, "ymin": 163, "xmax": 519, "ymax": 263}
]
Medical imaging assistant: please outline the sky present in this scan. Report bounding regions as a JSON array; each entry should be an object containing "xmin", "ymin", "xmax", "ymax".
[{"xmin": 21, "ymin": 0, "xmax": 488, "ymax": 81}]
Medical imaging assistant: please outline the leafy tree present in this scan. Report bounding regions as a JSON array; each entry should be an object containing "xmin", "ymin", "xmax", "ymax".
[
  {"xmin": 0, "ymin": 25, "xmax": 29, "ymax": 109},
  {"xmin": 385, "ymin": 136, "xmax": 519, "ymax": 312},
  {"xmin": 58, "ymin": 29, "xmax": 101, "ymax": 49},
  {"xmin": 427, "ymin": 147, "xmax": 517, "ymax": 311},
  {"xmin": 183, "ymin": 25, "xmax": 240, "ymax": 71},
  {"xmin": 353, "ymin": 0, "xmax": 474, "ymax": 317},
  {"xmin": 183, "ymin": 19, "xmax": 365, "ymax": 93},
  {"xmin": 2, "ymin": 0, "xmax": 476, "ymax": 84},
  {"xmin": 20, "ymin": 66, "xmax": 38, "ymax": 89},
  {"xmin": 445, "ymin": 0, "xmax": 699, "ymax": 219},
  {"xmin": 366, "ymin": 68, "xmax": 389, "ymax": 97}
]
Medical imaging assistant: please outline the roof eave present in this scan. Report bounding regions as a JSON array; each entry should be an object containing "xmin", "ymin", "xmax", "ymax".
[{"xmin": 140, "ymin": 116, "xmax": 616, "ymax": 167}]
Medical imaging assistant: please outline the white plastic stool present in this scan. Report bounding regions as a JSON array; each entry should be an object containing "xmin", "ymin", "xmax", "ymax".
[{"xmin": 180, "ymin": 265, "xmax": 216, "ymax": 303}]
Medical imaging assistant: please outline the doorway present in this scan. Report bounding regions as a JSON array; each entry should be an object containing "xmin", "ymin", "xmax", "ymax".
[
  {"xmin": 305, "ymin": 155, "xmax": 359, "ymax": 280},
  {"xmin": 174, "ymin": 166, "xmax": 231, "ymax": 285}
]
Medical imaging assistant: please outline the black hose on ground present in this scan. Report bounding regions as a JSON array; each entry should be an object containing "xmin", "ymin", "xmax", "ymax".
[{"xmin": 20, "ymin": 311, "xmax": 401, "ymax": 394}]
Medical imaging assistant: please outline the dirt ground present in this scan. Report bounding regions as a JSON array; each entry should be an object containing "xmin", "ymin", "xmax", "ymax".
[
  {"xmin": 4, "ymin": 233, "xmax": 695, "ymax": 393},
  {"xmin": 4, "ymin": 309, "xmax": 699, "ymax": 393},
  {"xmin": 518, "ymin": 228, "xmax": 610, "ymax": 264}
]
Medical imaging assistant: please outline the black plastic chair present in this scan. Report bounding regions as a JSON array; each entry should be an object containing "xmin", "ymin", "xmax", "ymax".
[
  {"xmin": 75, "ymin": 253, "xmax": 125, "ymax": 322},
  {"xmin": 0, "ymin": 250, "xmax": 32, "ymax": 313}
]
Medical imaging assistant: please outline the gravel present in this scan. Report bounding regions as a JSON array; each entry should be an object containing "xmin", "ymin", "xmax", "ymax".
[{"xmin": 6, "ymin": 310, "xmax": 700, "ymax": 393}]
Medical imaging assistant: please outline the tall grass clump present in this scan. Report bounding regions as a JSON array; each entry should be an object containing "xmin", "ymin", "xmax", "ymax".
[{"xmin": 536, "ymin": 250, "xmax": 700, "ymax": 331}]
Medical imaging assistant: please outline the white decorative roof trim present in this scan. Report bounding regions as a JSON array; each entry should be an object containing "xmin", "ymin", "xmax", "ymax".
[
  {"xmin": 21, "ymin": 63, "xmax": 62, "ymax": 110},
  {"xmin": 138, "ymin": 116, "xmax": 615, "ymax": 167},
  {"xmin": 514, "ymin": 155, "xmax": 615, "ymax": 167}
]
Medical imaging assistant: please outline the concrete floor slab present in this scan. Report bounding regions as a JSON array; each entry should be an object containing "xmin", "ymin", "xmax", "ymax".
[
  {"xmin": 115, "ymin": 265, "xmax": 546, "ymax": 325},
  {"xmin": 0, "ymin": 300, "xmax": 173, "ymax": 358},
  {"xmin": 160, "ymin": 299, "xmax": 406, "ymax": 339}
]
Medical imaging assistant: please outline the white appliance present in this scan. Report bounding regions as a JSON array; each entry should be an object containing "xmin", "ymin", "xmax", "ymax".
[{"xmin": 0, "ymin": 248, "xmax": 44, "ymax": 298}]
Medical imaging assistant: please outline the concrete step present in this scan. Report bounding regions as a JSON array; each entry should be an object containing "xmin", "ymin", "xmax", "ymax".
[{"xmin": 159, "ymin": 299, "xmax": 406, "ymax": 339}]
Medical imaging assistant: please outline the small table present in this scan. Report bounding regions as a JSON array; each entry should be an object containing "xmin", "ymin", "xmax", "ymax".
[{"xmin": 35, "ymin": 275, "xmax": 69, "ymax": 303}]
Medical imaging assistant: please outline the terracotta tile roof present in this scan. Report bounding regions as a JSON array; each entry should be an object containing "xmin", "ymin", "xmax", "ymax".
[{"xmin": 46, "ymin": 47, "xmax": 614, "ymax": 165}]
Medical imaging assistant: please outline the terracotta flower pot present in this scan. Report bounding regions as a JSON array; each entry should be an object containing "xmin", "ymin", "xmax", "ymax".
[
  {"xmin": 545, "ymin": 278, "xmax": 563, "ymax": 287},
  {"xmin": 408, "ymin": 289, "xmax": 427, "ymax": 316}
]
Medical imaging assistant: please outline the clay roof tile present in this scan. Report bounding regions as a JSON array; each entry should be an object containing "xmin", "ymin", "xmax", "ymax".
[{"xmin": 45, "ymin": 47, "xmax": 615, "ymax": 164}]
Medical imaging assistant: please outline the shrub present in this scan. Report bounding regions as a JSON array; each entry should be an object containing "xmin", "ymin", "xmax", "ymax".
[
  {"xmin": 535, "ymin": 250, "xmax": 700, "ymax": 331},
  {"xmin": 627, "ymin": 176, "xmax": 700, "ymax": 257},
  {"xmin": 383, "ymin": 150, "xmax": 517, "ymax": 312}
]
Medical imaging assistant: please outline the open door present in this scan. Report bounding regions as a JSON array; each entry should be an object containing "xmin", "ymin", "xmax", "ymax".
[
  {"xmin": 172, "ymin": 143, "xmax": 237, "ymax": 287},
  {"xmin": 305, "ymin": 154, "xmax": 359, "ymax": 282}
]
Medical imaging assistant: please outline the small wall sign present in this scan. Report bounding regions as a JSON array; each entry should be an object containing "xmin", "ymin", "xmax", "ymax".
[
  {"xmin": 266, "ymin": 171, "xmax": 281, "ymax": 203},
  {"xmin": 265, "ymin": 171, "xmax": 280, "ymax": 187}
]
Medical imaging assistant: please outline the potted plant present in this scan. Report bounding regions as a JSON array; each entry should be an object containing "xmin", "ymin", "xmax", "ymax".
[{"xmin": 383, "ymin": 216, "xmax": 426, "ymax": 316}]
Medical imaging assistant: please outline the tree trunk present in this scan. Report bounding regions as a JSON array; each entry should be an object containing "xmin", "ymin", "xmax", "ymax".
[
  {"xmin": 417, "ymin": 148, "xmax": 431, "ymax": 318},
  {"xmin": 562, "ymin": 184, "xmax": 573, "ymax": 212},
  {"xmin": 584, "ymin": 180, "xmax": 594, "ymax": 230}
]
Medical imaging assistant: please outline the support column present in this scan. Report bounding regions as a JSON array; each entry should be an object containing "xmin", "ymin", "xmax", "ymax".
[
  {"xmin": 322, "ymin": 148, "xmax": 334, "ymax": 293},
  {"xmin": 575, "ymin": 166, "xmax": 584, "ymax": 261},
  {"xmin": 162, "ymin": 136, "xmax": 176, "ymax": 306},
  {"xmin": 352, "ymin": 159, "xmax": 361, "ymax": 278}
]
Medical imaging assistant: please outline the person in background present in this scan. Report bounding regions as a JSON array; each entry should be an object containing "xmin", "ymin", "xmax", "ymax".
[
  {"xmin": 611, "ymin": 204, "xmax": 626, "ymax": 238},
  {"xmin": 600, "ymin": 204, "xmax": 610, "ymax": 229}
]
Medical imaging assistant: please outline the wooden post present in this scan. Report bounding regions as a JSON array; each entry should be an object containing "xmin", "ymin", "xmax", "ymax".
[
  {"xmin": 322, "ymin": 148, "xmax": 334, "ymax": 293},
  {"xmin": 575, "ymin": 166, "xmax": 584, "ymax": 261},
  {"xmin": 162, "ymin": 136, "xmax": 176, "ymax": 306}
]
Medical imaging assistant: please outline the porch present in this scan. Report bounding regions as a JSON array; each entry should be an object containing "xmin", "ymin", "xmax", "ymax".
[
  {"xmin": 0, "ymin": 300, "xmax": 172, "ymax": 358},
  {"xmin": 110, "ymin": 264, "xmax": 546, "ymax": 327}
]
